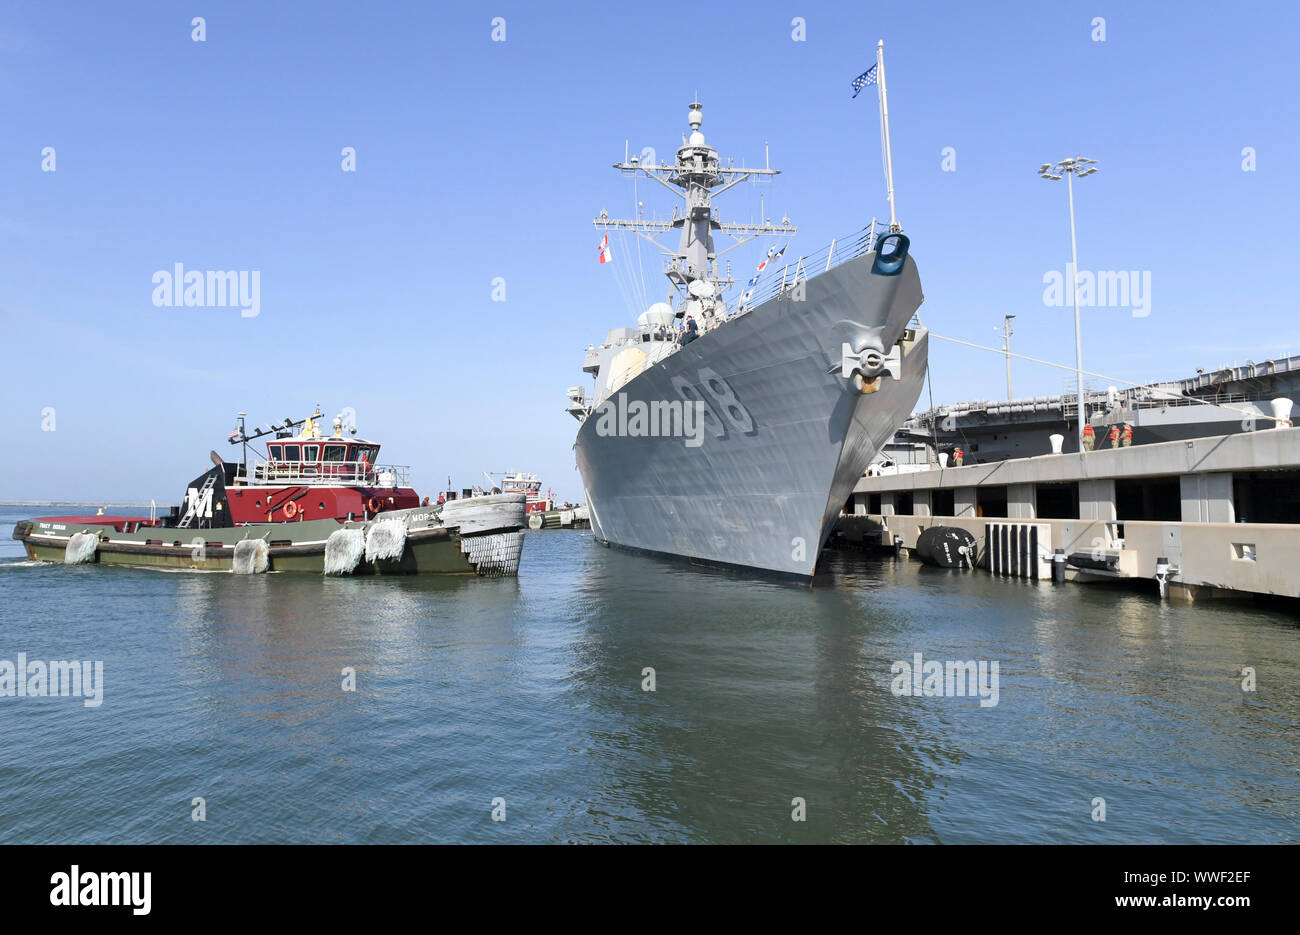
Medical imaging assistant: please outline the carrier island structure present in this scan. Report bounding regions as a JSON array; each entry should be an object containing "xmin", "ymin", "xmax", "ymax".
[{"xmin": 566, "ymin": 96, "xmax": 927, "ymax": 580}]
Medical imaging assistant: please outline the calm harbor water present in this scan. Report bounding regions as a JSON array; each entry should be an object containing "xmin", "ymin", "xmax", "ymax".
[{"xmin": 1, "ymin": 505, "xmax": 1297, "ymax": 844}]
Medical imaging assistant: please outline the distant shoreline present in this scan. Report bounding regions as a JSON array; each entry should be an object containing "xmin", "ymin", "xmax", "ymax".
[{"xmin": 0, "ymin": 500, "xmax": 176, "ymax": 509}]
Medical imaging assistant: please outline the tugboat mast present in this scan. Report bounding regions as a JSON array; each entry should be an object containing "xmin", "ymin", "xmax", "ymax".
[{"xmin": 594, "ymin": 102, "xmax": 797, "ymax": 318}]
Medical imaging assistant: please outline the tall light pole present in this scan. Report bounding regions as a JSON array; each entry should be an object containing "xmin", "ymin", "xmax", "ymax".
[
  {"xmin": 1038, "ymin": 156, "xmax": 1098, "ymax": 448},
  {"xmin": 1000, "ymin": 314, "xmax": 1016, "ymax": 400}
]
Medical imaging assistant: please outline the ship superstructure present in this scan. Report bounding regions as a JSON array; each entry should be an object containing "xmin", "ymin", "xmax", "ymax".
[{"xmin": 877, "ymin": 354, "xmax": 1300, "ymax": 470}]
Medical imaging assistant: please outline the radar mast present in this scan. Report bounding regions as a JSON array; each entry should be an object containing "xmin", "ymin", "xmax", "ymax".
[{"xmin": 594, "ymin": 102, "xmax": 797, "ymax": 321}]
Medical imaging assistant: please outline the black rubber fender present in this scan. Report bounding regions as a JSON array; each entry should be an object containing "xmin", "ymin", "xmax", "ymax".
[
  {"xmin": 913, "ymin": 526, "xmax": 944, "ymax": 563},
  {"xmin": 918, "ymin": 526, "xmax": 977, "ymax": 569}
]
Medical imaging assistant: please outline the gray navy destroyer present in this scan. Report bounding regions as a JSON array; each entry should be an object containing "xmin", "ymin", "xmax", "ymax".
[{"xmin": 567, "ymin": 89, "xmax": 927, "ymax": 580}]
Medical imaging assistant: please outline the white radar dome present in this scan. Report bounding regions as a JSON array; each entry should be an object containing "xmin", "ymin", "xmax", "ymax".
[{"xmin": 638, "ymin": 302, "xmax": 675, "ymax": 330}]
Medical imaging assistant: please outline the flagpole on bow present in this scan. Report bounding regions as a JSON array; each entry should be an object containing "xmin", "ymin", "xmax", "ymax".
[{"xmin": 876, "ymin": 39, "xmax": 899, "ymax": 231}]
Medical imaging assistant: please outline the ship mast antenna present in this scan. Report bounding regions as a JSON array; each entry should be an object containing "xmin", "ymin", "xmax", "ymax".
[
  {"xmin": 877, "ymin": 39, "xmax": 900, "ymax": 232},
  {"xmin": 594, "ymin": 101, "xmax": 796, "ymax": 315}
]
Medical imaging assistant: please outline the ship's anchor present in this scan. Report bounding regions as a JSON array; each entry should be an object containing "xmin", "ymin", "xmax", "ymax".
[{"xmin": 838, "ymin": 329, "xmax": 901, "ymax": 395}]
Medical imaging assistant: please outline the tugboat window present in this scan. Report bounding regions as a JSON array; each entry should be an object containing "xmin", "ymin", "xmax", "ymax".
[
  {"xmin": 303, "ymin": 445, "xmax": 319, "ymax": 461},
  {"xmin": 323, "ymin": 445, "xmax": 346, "ymax": 462},
  {"xmin": 269, "ymin": 445, "xmax": 283, "ymax": 460},
  {"xmin": 283, "ymin": 446, "xmax": 300, "ymax": 461}
]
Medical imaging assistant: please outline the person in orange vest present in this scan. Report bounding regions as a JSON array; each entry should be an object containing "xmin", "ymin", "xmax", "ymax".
[
  {"xmin": 1108, "ymin": 425, "xmax": 1121, "ymax": 448},
  {"xmin": 1120, "ymin": 422, "xmax": 1133, "ymax": 447},
  {"xmin": 952, "ymin": 446, "xmax": 964, "ymax": 467},
  {"xmin": 1082, "ymin": 424, "xmax": 1095, "ymax": 451}
]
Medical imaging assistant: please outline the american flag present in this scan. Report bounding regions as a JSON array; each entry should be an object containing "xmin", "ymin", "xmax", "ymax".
[{"xmin": 851, "ymin": 64, "xmax": 878, "ymax": 98}]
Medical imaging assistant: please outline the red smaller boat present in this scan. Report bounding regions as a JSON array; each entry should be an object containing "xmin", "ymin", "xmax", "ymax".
[{"xmin": 499, "ymin": 471, "xmax": 554, "ymax": 515}]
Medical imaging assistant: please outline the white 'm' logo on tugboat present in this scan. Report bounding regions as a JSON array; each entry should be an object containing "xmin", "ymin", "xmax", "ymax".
[{"xmin": 183, "ymin": 487, "xmax": 213, "ymax": 521}]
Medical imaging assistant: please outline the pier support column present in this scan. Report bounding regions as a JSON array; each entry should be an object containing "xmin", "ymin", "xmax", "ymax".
[
  {"xmin": 954, "ymin": 487, "xmax": 976, "ymax": 518},
  {"xmin": 880, "ymin": 492, "xmax": 896, "ymax": 517},
  {"xmin": 1180, "ymin": 472, "xmax": 1234, "ymax": 524},
  {"xmin": 1007, "ymin": 483, "xmax": 1035, "ymax": 519},
  {"xmin": 913, "ymin": 490, "xmax": 932, "ymax": 517},
  {"xmin": 1078, "ymin": 478, "xmax": 1117, "ymax": 521}
]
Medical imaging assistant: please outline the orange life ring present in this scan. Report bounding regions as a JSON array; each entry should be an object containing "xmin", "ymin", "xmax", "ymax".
[
  {"xmin": 283, "ymin": 501, "xmax": 299, "ymax": 518},
  {"xmin": 367, "ymin": 496, "xmax": 383, "ymax": 513}
]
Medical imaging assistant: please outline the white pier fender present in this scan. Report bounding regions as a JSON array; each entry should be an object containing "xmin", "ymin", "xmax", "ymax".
[
  {"xmin": 64, "ymin": 532, "xmax": 99, "ymax": 565},
  {"xmin": 324, "ymin": 528, "xmax": 367, "ymax": 575},
  {"xmin": 985, "ymin": 522, "xmax": 1052, "ymax": 580},
  {"xmin": 365, "ymin": 518, "xmax": 408, "ymax": 563},
  {"xmin": 231, "ymin": 538, "xmax": 269, "ymax": 574}
]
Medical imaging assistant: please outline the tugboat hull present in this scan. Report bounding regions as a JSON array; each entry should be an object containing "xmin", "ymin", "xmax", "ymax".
[{"xmin": 12, "ymin": 495, "xmax": 527, "ymax": 577}]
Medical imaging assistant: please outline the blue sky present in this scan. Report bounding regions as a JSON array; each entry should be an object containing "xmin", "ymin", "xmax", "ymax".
[{"xmin": 3, "ymin": 1, "xmax": 1298, "ymax": 501}]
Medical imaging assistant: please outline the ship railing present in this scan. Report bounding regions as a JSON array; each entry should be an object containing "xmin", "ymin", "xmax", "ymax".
[
  {"xmin": 735, "ymin": 219, "xmax": 890, "ymax": 312},
  {"xmin": 1128, "ymin": 389, "xmax": 1256, "ymax": 409},
  {"xmin": 913, "ymin": 386, "xmax": 1264, "ymax": 425},
  {"xmin": 240, "ymin": 460, "xmax": 411, "ymax": 487}
]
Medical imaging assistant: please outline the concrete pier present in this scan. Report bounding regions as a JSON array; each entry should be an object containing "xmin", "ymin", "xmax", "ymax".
[{"xmin": 840, "ymin": 427, "xmax": 1300, "ymax": 601}]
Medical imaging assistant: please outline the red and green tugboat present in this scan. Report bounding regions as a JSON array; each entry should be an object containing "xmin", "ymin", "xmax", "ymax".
[{"xmin": 12, "ymin": 409, "xmax": 527, "ymax": 576}]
